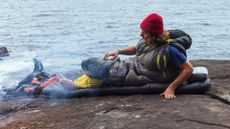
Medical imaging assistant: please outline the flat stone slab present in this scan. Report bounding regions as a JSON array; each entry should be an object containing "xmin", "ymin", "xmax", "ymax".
[
  {"xmin": 191, "ymin": 60, "xmax": 230, "ymax": 103},
  {"xmin": 0, "ymin": 60, "xmax": 230, "ymax": 129},
  {"xmin": 1, "ymin": 95, "xmax": 230, "ymax": 129}
]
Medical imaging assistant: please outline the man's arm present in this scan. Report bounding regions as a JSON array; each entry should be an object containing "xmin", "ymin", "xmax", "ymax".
[
  {"xmin": 104, "ymin": 45, "xmax": 137, "ymax": 60},
  {"xmin": 160, "ymin": 60, "xmax": 193, "ymax": 99}
]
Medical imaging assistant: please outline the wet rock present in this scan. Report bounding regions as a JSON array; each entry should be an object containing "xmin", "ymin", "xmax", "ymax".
[{"xmin": 0, "ymin": 47, "xmax": 9, "ymax": 57}]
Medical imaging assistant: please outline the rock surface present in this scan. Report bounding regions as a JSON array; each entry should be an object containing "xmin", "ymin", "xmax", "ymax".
[
  {"xmin": 0, "ymin": 60, "xmax": 230, "ymax": 129},
  {"xmin": 0, "ymin": 47, "xmax": 9, "ymax": 57}
]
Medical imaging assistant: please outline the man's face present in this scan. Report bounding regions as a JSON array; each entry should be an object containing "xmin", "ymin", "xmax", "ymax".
[{"xmin": 141, "ymin": 30, "xmax": 153, "ymax": 45}]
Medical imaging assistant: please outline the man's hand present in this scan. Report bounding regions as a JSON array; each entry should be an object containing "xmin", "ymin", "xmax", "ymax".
[
  {"xmin": 104, "ymin": 50, "xmax": 119, "ymax": 60},
  {"xmin": 160, "ymin": 61, "xmax": 193, "ymax": 100},
  {"xmin": 104, "ymin": 45, "xmax": 137, "ymax": 60},
  {"xmin": 160, "ymin": 87, "xmax": 176, "ymax": 99}
]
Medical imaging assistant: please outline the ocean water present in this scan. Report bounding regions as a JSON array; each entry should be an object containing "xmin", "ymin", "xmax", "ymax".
[{"xmin": 0, "ymin": 0, "xmax": 230, "ymax": 87}]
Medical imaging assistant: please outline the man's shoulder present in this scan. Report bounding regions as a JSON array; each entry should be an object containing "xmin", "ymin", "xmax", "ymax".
[
  {"xmin": 167, "ymin": 45, "xmax": 185, "ymax": 55},
  {"xmin": 167, "ymin": 45, "xmax": 187, "ymax": 68}
]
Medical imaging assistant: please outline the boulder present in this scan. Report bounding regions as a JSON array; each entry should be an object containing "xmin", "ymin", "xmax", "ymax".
[{"xmin": 0, "ymin": 47, "xmax": 9, "ymax": 57}]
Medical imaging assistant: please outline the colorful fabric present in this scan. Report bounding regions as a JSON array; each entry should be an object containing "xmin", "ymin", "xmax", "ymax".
[{"xmin": 74, "ymin": 74, "xmax": 103, "ymax": 88}]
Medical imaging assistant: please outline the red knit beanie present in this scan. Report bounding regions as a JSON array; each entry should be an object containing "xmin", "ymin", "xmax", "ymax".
[{"xmin": 140, "ymin": 13, "xmax": 164, "ymax": 35}]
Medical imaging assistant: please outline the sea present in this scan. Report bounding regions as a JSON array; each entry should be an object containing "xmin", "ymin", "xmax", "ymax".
[{"xmin": 0, "ymin": 0, "xmax": 230, "ymax": 88}]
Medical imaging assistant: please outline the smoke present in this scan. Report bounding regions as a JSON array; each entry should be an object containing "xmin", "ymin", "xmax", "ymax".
[
  {"xmin": 0, "ymin": 59, "xmax": 34, "ymax": 88},
  {"xmin": 0, "ymin": 57, "xmax": 35, "ymax": 101},
  {"xmin": 0, "ymin": 56, "xmax": 80, "ymax": 100},
  {"xmin": 0, "ymin": 85, "xmax": 6, "ymax": 101}
]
